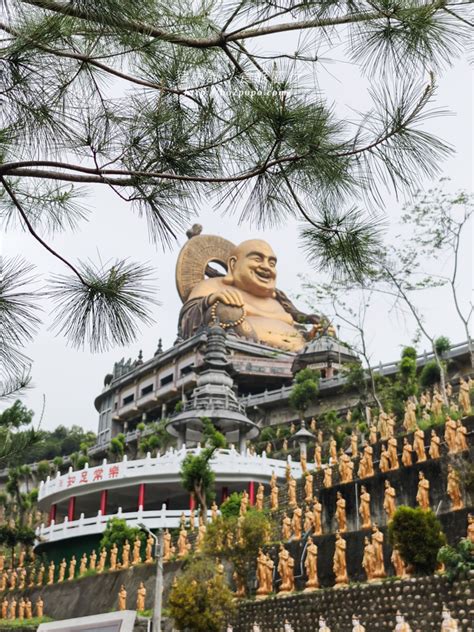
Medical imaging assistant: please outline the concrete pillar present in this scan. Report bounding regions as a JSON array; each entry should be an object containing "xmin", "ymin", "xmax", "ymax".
[
  {"xmin": 176, "ymin": 427, "xmax": 186, "ymax": 450},
  {"xmin": 67, "ymin": 496, "xmax": 76, "ymax": 522},
  {"xmin": 239, "ymin": 431, "xmax": 247, "ymax": 454},
  {"xmin": 189, "ymin": 493, "xmax": 196, "ymax": 511},
  {"xmin": 100, "ymin": 490, "xmax": 108, "ymax": 515},
  {"xmin": 221, "ymin": 487, "xmax": 229, "ymax": 503},
  {"xmin": 138, "ymin": 483, "xmax": 146, "ymax": 510}
]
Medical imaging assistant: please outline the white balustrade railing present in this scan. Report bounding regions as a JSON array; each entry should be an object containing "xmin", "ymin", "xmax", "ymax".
[
  {"xmin": 38, "ymin": 447, "xmax": 301, "ymax": 501},
  {"xmin": 36, "ymin": 505, "xmax": 211, "ymax": 544}
]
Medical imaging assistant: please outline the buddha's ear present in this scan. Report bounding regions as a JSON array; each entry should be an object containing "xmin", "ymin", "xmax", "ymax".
[{"xmin": 222, "ymin": 255, "xmax": 236, "ymax": 285}]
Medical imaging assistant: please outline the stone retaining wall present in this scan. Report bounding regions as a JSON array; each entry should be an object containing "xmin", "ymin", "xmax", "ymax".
[{"xmin": 233, "ymin": 573, "xmax": 474, "ymax": 632}]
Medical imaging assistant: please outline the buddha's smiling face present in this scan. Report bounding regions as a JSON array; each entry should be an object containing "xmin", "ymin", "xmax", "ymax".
[{"xmin": 228, "ymin": 239, "xmax": 277, "ymax": 297}]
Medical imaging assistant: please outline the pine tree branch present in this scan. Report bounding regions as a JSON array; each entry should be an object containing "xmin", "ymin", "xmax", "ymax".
[
  {"xmin": 1, "ymin": 154, "xmax": 305, "ymax": 184},
  {"xmin": 0, "ymin": 20, "xmax": 204, "ymax": 106},
  {"xmin": 0, "ymin": 176, "xmax": 88, "ymax": 285}
]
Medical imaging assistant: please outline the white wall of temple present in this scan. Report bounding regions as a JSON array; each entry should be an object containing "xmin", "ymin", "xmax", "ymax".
[{"xmin": 38, "ymin": 447, "xmax": 302, "ymax": 518}]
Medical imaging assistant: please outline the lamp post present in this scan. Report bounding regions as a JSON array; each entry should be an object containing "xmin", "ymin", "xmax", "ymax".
[
  {"xmin": 138, "ymin": 512, "xmax": 164, "ymax": 632},
  {"xmin": 293, "ymin": 420, "xmax": 315, "ymax": 463}
]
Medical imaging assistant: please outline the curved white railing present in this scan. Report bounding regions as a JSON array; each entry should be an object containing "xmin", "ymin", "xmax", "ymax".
[
  {"xmin": 38, "ymin": 447, "xmax": 302, "ymax": 504},
  {"xmin": 36, "ymin": 504, "xmax": 210, "ymax": 545}
]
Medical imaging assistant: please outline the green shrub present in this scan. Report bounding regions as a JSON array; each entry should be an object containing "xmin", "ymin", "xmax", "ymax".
[
  {"xmin": 434, "ymin": 336, "xmax": 451, "ymax": 356},
  {"xmin": 419, "ymin": 360, "xmax": 441, "ymax": 388},
  {"xmin": 388, "ymin": 507, "xmax": 446, "ymax": 574},
  {"xmin": 437, "ymin": 538, "xmax": 474, "ymax": 581},
  {"xmin": 219, "ymin": 492, "xmax": 242, "ymax": 519},
  {"xmin": 259, "ymin": 427, "xmax": 275, "ymax": 443},
  {"xmin": 168, "ymin": 558, "xmax": 235, "ymax": 632},
  {"xmin": 99, "ymin": 518, "xmax": 145, "ymax": 555},
  {"xmin": 401, "ymin": 346, "xmax": 417, "ymax": 360}
]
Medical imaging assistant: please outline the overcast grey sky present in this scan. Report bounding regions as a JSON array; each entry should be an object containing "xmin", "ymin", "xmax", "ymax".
[{"xmin": 2, "ymin": 30, "xmax": 472, "ymax": 434}]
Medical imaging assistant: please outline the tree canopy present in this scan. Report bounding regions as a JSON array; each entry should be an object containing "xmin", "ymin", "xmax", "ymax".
[{"xmin": 0, "ymin": 0, "xmax": 471, "ymax": 380}]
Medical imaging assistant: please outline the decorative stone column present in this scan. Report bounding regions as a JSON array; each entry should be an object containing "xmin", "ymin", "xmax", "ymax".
[
  {"xmin": 100, "ymin": 490, "xmax": 108, "ymax": 515},
  {"xmin": 138, "ymin": 483, "xmax": 146, "ymax": 510},
  {"xmin": 67, "ymin": 496, "xmax": 76, "ymax": 522}
]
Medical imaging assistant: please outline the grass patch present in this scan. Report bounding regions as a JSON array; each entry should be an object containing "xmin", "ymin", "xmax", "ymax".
[{"xmin": 0, "ymin": 616, "xmax": 53, "ymax": 628}]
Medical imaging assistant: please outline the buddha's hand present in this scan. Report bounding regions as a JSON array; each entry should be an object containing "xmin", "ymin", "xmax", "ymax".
[{"xmin": 208, "ymin": 289, "xmax": 244, "ymax": 307}]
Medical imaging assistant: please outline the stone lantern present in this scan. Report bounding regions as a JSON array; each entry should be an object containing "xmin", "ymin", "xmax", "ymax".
[{"xmin": 292, "ymin": 420, "xmax": 315, "ymax": 462}]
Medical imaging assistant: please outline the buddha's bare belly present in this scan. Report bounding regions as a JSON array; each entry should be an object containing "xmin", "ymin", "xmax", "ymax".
[{"xmin": 245, "ymin": 315, "xmax": 305, "ymax": 352}]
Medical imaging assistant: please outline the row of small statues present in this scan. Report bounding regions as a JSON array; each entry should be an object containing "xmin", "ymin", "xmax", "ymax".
[
  {"xmin": 238, "ymin": 604, "xmax": 460, "ymax": 632},
  {"xmin": 287, "ymin": 418, "xmax": 469, "ymax": 500},
  {"xmin": 269, "ymin": 377, "xmax": 471, "ymax": 457},
  {"xmin": 117, "ymin": 581, "xmax": 147, "ymax": 611},
  {"xmin": 281, "ymin": 465, "xmax": 464, "ymax": 544},
  {"xmin": 0, "ymin": 535, "xmax": 156, "ymax": 592},
  {"xmin": 0, "ymin": 596, "xmax": 43, "ymax": 620},
  {"xmin": 256, "ymin": 513, "xmax": 473, "ymax": 598}
]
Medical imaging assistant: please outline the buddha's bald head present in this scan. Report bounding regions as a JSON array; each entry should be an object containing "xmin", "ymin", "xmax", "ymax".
[{"xmin": 225, "ymin": 239, "xmax": 277, "ymax": 297}]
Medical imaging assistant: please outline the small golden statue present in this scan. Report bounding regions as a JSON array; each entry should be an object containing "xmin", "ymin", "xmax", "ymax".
[
  {"xmin": 359, "ymin": 486, "xmax": 372, "ymax": 529},
  {"xmin": 313, "ymin": 497, "xmax": 323, "ymax": 536},
  {"xmin": 233, "ymin": 570, "xmax": 246, "ymax": 598},
  {"xmin": 0, "ymin": 552, "xmax": 4, "ymax": 572},
  {"xmin": 352, "ymin": 615, "xmax": 366, "ymax": 632},
  {"xmin": 136, "ymin": 581, "xmax": 146, "ymax": 611},
  {"xmin": 196, "ymin": 517, "xmax": 207, "ymax": 551},
  {"xmin": 291, "ymin": 506, "xmax": 302, "ymax": 541},
  {"xmin": 177, "ymin": 526, "xmax": 190, "ymax": 558},
  {"xmin": 89, "ymin": 549, "xmax": 97, "ymax": 571},
  {"xmin": 277, "ymin": 544, "xmax": 295, "ymax": 595},
  {"xmin": 444, "ymin": 416, "xmax": 458, "ymax": 453},
  {"xmin": 455, "ymin": 420, "xmax": 468, "ymax": 452},
  {"xmin": 265, "ymin": 441, "xmax": 272, "ymax": 456},
  {"xmin": 79, "ymin": 553, "xmax": 87, "ymax": 576},
  {"xmin": 314, "ymin": 445, "xmax": 322, "ymax": 469},
  {"xmin": 122, "ymin": 539, "xmax": 131, "ymax": 569},
  {"xmin": 401, "ymin": 437, "xmax": 413, "ymax": 467},
  {"xmin": 283, "ymin": 438, "xmax": 288, "ymax": 452},
  {"xmin": 304, "ymin": 537, "xmax": 319, "ymax": 591},
  {"xmin": 0, "ymin": 572, "xmax": 6, "ymax": 592},
  {"xmin": 118, "ymin": 584, "xmax": 127, "ymax": 611},
  {"xmin": 429, "ymin": 429, "xmax": 441, "ymax": 459},
  {"xmin": 304, "ymin": 472, "xmax": 314, "ymax": 503},
  {"xmin": 371, "ymin": 524, "xmax": 386, "ymax": 579},
  {"xmin": 383, "ymin": 480, "xmax": 397, "ymax": 521},
  {"xmin": 145, "ymin": 535, "xmax": 154, "ymax": 563},
  {"xmin": 211, "ymin": 500, "xmax": 218, "ymax": 522},
  {"xmin": 413, "ymin": 425, "xmax": 426, "ymax": 462},
  {"xmin": 97, "ymin": 548, "xmax": 107, "ymax": 573},
  {"xmin": 403, "ymin": 399, "xmax": 417, "ymax": 433},
  {"xmin": 68, "ymin": 556, "xmax": 76, "ymax": 580},
  {"xmin": 351, "ymin": 431, "xmax": 358, "ymax": 458},
  {"xmin": 394, "ymin": 611, "xmax": 412, "ymax": 631},
  {"xmin": 339, "ymin": 450, "xmax": 353, "ymax": 483},
  {"xmin": 378, "ymin": 409, "xmax": 390, "ymax": 441},
  {"xmin": 281, "ymin": 512, "xmax": 292, "ymax": 541},
  {"xmin": 163, "ymin": 529, "xmax": 173, "ymax": 562},
  {"xmin": 47, "ymin": 561, "xmax": 55, "ymax": 585},
  {"xmin": 304, "ymin": 506, "xmax": 314, "ymax": 534},
  {"xmin": 323, "ymin": 465, "xmax": 333, "ymax": 488},
  {"xmin": 36, "ymin": 564, "xmax": 44, "ymax": 586},
  {"xmin": 25, "ymin": 599, "xmax": 32, "ymax": 620},
  {"xmin": 256, "ymin": 483, "xmax": 265, "ymax": 510},
  {"xmin": 335, "ymin": 491, "xmax": 347, "ymax": 533},
  {"xmin": 379, "ymin": 444, "xmax": 390, "ymax": 473},
  {"xmin": 391, "ymin": 547, "xmax": 409, "ymax": 579},
  {"xmin": 18, "ymin": 597, "xmax": 25, "ymax": 620},
  {"xmin": 288, "ymin": 476, "xmax": 297, "ymax": 508},
  {"xmin": 132, "ymin": 536, "xmax": 142, "ymax": 565},
  {"xmin": 447, "ymin": 465, "xmax": 463, "ymax": 510},
  {"xmin": 290, "ymin": 422, "xmax": 296, "ymax": 435},
  {"xmin": 362, "ymin": 536, "xmax": 376, "ymax": 582},
  {"xmin": 362, "ymin": 442, "xmax": 374, "ymax": 477},
  {"xmin": 329, "ymin": 436, "xmax": 337, "ymax": 463},
  {"xmin": 311, "ymin": 417, "xmax": 317, "ymax": 432},
  {"xmin": 333, "ymin": 531, "xmax": 348, "ymax": 587},
  {"xmin": 1, "ymin": 598, "xmax": 8, "ymax": 619},
  {"xmin": 9, "ymin": 598, "xmax": 17, "ymax": 620},
  {"xmin": 467, "ymin": 513, "xmax": 474, "ymax": 544},
  {"xmin": 416, "ymin": 471, "xmax": 430, "ymax": 510},
  {"xmin": 458, "ymin": 376, "xmax": 472, "ymax": 415},
  {"xmin": 58, "ymin": 558, "xmax": 66, "ymax": 582},
  {"xmin": 441, "ymin": 604, "xmax": 459, "ymax": 631},
  {"xmin": 388, "ymin": 436, "xmax": 399, "ymax": 470},
  {"xmin": 270, "ymin": 479, "xmax": 279, "ymax": 512},
  {"xmin": 18, "ymin": 568, "xmax": 26, "ymax": 590},
  {"xmin": 28, "ymin": 567, "xmax": 35, "ymax": 588},
  {"xmin": 36, "ymin": 597, "xmax": 44, "ymax": 618},
  {"xmin": 369, "ymin": 423, "xmax": 377, "ymax": 445},
  {"xmin": 256, "ymin": 548, "xmax": 273, "ymax": 598},
  {"xmin": 432, "ymin": 388, "xmax": 444, "ymax": 417},
  {"xmin": 110, "ymin": 543, "xmax": 118, "ymax": 571}
]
